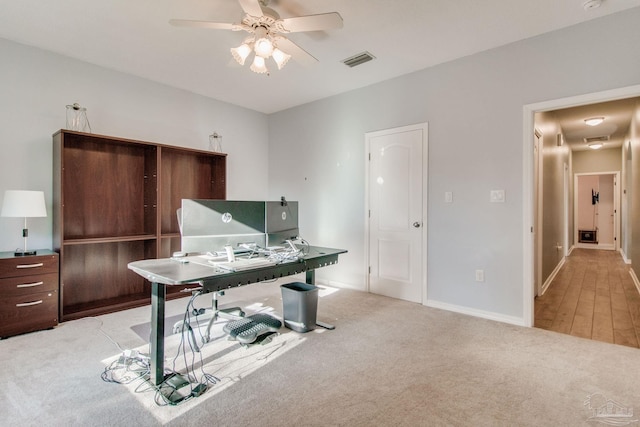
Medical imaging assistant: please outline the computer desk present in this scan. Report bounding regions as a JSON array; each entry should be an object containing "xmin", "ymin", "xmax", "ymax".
[{"xmin": 128, "ymin": 246, "xmax": 347, "ymax": 386}]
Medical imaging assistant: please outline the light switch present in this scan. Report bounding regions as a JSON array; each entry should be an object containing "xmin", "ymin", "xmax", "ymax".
[
  {"xmin": 445, "ymin": 191, "xmax": 453, "ymax": 203},
  {"xmin": 490, "ymin": 190, "xmax": 505, "ymax": 203}
]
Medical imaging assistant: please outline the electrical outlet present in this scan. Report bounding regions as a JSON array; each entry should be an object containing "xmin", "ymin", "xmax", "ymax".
[{"xmin": 475, "ymin": 269, "xmax": 485, "ymax": 282}]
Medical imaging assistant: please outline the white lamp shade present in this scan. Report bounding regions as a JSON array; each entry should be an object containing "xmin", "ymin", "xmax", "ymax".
[{"xmin": 1, "ymin": 190, "xmax": 47, "ymax": 217}]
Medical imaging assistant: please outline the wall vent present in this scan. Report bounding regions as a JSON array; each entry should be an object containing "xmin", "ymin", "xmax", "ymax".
[
  {"xmin": 342, "ymin": 51, "xmax": 376, "ymax": 68},
  {"xmin": 583, "ymin": 135, "xmax": 610, "ymax": 143}
]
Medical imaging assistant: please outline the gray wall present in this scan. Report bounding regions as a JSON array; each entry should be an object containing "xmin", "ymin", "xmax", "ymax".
[
  {"xmin": 268, "ymin": 8, "xmax": 640, "ymax": 323},
  {"xmin": 0, "ymin": 38, "xmax": 270, "ymax": 253},
  {"xmin": 629, "ymin": 100, "xmax": 640, "ymax": 266},
  {"xmin": 622, "ymin": 127, "xmax": 634, "ymax": 260},
  {"xmin": 573, "ymin": 148, "xmax": 622, "ymax": 173},
  {"xmin": 536, "ymin": 112, "xmax": 571, "ymax": 286}
]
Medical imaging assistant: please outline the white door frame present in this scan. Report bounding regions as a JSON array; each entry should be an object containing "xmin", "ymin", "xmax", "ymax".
[
  {"xmin": 522, "ymin": 84, "xmax": 640, "ymax": 327},
  {"xmin": 364, "ymin": 122, "xmax": 428, "ymax": 304},
  {"xmin": 533, "ymin": 128, "xmax": 543, "ymax": 297},
  {"xmin": 573, "ymin": 171, "xmax": 620, "ymax": 251}
]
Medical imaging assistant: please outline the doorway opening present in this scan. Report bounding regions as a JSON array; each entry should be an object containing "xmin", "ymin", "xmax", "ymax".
[
  {"xmin": 522, "ymin": 84, "xmax": 640, "ymax": 327},
  {"xmin": 574, "ymin": 172, "xmax": 619, "ymax": 251}
]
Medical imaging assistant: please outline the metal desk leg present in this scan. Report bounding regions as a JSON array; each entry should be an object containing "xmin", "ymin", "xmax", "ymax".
[
  {"xmin": 306, "ymin": 269, "xmax": 335, "ymax": 330},
  {"xmin": 150, "ymin": 281, "xmax": 166, "ymax": 386},
  {"xmin": 305, "ymin": 269, "xmax": 315, "ymax": 285}
]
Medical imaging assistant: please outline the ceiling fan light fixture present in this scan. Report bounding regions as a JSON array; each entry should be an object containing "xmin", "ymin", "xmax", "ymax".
[
  {"xmin": 231, "ymin": 43, "xmax": 252, "ymax": 65},
  {"xmin": 584, "ymin": 117, "xmax": 604, "ymax": 126},
  {"xmin": 250, "ymin": 55, "xmax": 269, "ymax": 74},
  {"xmin": 171, "ymin": 0, "xmax": 343, "ymax": 75},
  {"xmin": 252, "ymin": 26, "xmax": 274, "ymax": 58},
  {"xmin": 254, "ymin": 37, "xmax": 274, "ymax": 58},
  {"xmin": 272, "ymin": 48, "xmax": 291, "ymax": 70}
]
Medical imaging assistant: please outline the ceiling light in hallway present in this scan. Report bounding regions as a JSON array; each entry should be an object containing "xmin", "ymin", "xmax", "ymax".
[
  {"xmin": 584, "ymin": 117, "xmax": 604, "ymax": 126},
  {"xmin": 583, "ymin": 0, "xmax": 602, "ymax": 11}
]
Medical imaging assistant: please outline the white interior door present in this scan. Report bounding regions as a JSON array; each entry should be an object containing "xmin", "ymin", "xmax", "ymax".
[{"xmin": 366, "ymin": 123, "xmax": 426, "ymax": 303}]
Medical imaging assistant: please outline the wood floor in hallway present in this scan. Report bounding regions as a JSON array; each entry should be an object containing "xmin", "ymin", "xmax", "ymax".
[{"xmin": 535, "ymin": 248, "xmax": 640, "ymax": 348}]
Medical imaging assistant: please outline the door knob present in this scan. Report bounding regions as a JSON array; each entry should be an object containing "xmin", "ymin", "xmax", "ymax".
[{"xmin": 413, "ymin": 222, "xmax": 421, "ymax": 228}]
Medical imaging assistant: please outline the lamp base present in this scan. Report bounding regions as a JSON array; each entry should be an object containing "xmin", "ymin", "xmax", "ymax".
[{"xmin": 14, "ymin": 250, "xmax": 37, "ymax": 257}]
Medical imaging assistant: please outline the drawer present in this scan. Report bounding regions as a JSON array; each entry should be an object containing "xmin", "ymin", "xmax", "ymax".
[
  {"xmin": 0, "ymin": 290, "xmax": 58, "ymax": 338},
  {"xmin": 0, "ymin": 272, "xmax": 58, "ymax": 297},
  {"xmin": 0, "ymin": 254, "xmax": 58, "ymax": 278}
]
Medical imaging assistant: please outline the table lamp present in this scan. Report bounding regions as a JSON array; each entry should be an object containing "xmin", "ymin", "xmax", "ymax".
[{"xmin": 1, "ymin": 190, "xmax": 47, "ymax": 256}]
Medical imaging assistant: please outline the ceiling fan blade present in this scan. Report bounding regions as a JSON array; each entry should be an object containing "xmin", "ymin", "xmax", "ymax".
[
  {"xmin": 278, "ymin": 12, "xmax": 343, "ymax": 33},
  {"xmin": 169, "ymin": 19, "xmax": 241, "ymax": 31},
  {"xmin": 275, "ymin": 37, "xmax": 317, "ymax": 66},
  {"xmin": 238, "ymin": 0, "xmax": 264, "ymax": 17}
]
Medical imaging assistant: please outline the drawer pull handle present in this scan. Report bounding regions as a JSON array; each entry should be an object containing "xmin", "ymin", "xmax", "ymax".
[
  {"xmin": 16, "ymin": 263, "xmax": 44, "ymax": 269},
  {"xmin": 17, "ymin": 281, "xmax": 44, "ymax": 288},
  {"xmin": 16, "ymin": 300, "xmax": 43, "ymax": 307}
]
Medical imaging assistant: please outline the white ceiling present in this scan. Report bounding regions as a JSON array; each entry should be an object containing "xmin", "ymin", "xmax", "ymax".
[
  {"xmin": 551, "ymin": 97, "xmax": 638, "ymax": 151},
  {"xmin": 2, "ymin": 0, "xmax": 640, "ymax": 114}
]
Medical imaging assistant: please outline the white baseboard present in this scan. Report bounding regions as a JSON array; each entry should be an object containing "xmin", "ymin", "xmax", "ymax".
[
  {"xmin": 315, "ymin": 278, "xmax": 363, "ymax": 292},
  {"xmin": 629, "ymin": 268, "xmax": 640, "ymax": 295},
  {"xmin": 425, "ymin": 299, "xmax": 525, "ymax": 327},
  {"xmin": 539, "ymin": 257, "xmax": 565, "ymax": 296},
  {"xmin": 574, "ymin": 243, "xmax": 615, "ymax": 250},
  {"xmin": 620, "ymin": 248, "xmax": 632, "ymax": 264}
]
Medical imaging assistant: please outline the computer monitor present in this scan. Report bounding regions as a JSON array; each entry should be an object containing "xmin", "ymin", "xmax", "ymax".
[
  {"xmin": 180, "ymin": 199, "xmax": 266, "ymax": 254},
  {"xmin": 265, "ymin": 201, "xmax": 299, "ymax": 246}
]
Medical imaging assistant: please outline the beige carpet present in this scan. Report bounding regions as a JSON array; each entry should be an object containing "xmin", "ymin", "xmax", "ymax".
[{"xmin": 1, "ymin": 277, "xmax": 639, "ymax": 426}]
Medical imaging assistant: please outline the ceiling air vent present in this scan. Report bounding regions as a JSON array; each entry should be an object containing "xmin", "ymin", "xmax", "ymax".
[
  {"xmin": 342, "ymin": 51, "xmax": 376, "ymax": 68},
  {"xmin": 583, "ymin": 136, "xmax": 610, "ymax": 143}
]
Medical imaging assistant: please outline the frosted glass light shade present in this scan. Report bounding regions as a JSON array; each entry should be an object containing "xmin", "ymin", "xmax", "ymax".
[
  {"xmin": 231, "ymin": 43, "xmax": 252, "ymax": 65},
  {"xmin": 272, "ymin": 48, "xmax": 291, "ymax": 70},
  {"xmin": 250, "ymin": 55, "xmax": 269, "ymax": 74},
  {"xmin": 254, "ymin": 37, "xmax": 274, "ymax": 58},
  {"xmin": 1, "ymin": 190, "xmax": 47, "ymax": 217}
]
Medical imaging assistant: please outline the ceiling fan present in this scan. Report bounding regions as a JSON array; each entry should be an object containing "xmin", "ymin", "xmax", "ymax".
[{"xmin": 169, "ymin": 0, "xmax": 343, "ymax": 74}]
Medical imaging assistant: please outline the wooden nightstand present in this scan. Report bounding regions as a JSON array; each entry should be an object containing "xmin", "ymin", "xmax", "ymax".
[{"xmin": 0, "ymin": 250, "xmax": 59, "ymax": 338}]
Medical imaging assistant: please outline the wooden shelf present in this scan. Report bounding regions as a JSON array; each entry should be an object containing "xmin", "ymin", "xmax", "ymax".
[
  {"xmin": 160, "ymin": 233, "xmax": 181, "ymax": 239},
  {"xmin": 62, "ymin": 288, "xmax": 188, "ymax": 321},
  {"xmin": 63, "ymin": 234, "xmax": 158, "ymax": 245},
  {"xmin": 53, "ymin": 130, "xmax": 226, "ymax": 320}
]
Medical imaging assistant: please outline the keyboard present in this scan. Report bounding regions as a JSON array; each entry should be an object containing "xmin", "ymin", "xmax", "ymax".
[
  {"xmin": 212, "ymin": 257, "xmax": 276, "ymax": 272},
  {"xmin": 223, "ymin": 314, "xmax": 282, "ymax": 344}
]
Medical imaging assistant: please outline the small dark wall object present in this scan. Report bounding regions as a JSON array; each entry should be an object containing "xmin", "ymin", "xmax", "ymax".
[
  {"xmin": 579, "ymin": 230, "xmax": 598, "ymax": 243},
  {"xmin": 592, "ymin": 189, "xmax": 599, "ymax": 205}
]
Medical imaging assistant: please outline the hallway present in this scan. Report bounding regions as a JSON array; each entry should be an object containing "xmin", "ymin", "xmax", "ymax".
[{"xmin": 535, "ymin": 248, "xmax": 640, "ymax": 348}]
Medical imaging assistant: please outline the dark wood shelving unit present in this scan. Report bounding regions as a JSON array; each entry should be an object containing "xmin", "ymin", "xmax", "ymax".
[{"xmin": 53, "ymin": 130, "xmax": 226, "ymax": 321}]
